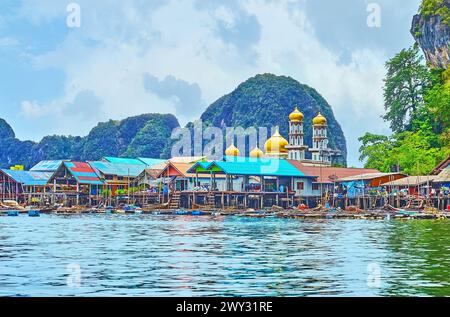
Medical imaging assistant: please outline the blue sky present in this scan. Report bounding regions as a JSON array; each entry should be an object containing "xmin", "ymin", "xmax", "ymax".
[{"xmin": 0, "ymin": 0, "xmax": 421, "ymax": 166}]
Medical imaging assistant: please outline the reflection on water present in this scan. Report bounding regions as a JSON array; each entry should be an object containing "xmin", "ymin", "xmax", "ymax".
[{"xmin": 0, "ymin": 214, "xmax": 449, "ymax": 296}]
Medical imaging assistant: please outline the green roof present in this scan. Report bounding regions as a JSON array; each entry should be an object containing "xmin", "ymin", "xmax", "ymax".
[
  {"xmin": 188, "ymin": 161, "xmax": 214, "ymax": 173},
  {"xmin": 103, "ymin": 157, "xmax": 145, "ymax": 165},
  {"xmin": 138, "ymin": 157, "xmax": 167, "ymax": 167}
]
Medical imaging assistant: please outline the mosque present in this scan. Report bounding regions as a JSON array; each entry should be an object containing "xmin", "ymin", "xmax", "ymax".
[{"xmin": 225, "ymin": 107, "xmax": 340, "ymax": 165}]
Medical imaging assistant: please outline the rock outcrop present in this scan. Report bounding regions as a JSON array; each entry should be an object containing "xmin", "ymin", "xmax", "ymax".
[
  {"xmin": 411, "ymin": 0, "xmax": 450, "ymax": 69},
  {"xmin": 200, "ymin": 74, "xmax": 347, "ymax": 164}
]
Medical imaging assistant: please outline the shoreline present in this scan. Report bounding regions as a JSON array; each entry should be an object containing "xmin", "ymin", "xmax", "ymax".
[{"xmin": 2, "ymin": 208, "xmax": 450, "ymax": 221}]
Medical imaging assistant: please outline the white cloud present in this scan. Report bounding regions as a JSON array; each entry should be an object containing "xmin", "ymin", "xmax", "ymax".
[
  {"xmin": 0, "ymin": 37, "xmax": 19, "ymax": 47},
  {"xmin": 20, "ymin": 100, "xmax": 47, "ymax": 118},
  {"xmin": 17, "ymin": 0, "xmax": 398, "ymax": 165}
]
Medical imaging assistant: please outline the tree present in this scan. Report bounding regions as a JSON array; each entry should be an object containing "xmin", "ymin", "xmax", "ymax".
[
  {"xmin": 359, "ymin": 130, "xmax": 449, "ymax": 175},
  {"xmin": 358, "ymin": 133, "xmax": 395, "ymax": 172},
  {"xmin": 383, "ymin": 46, "xmax": 431, "ymax": 133},
  {"xmin": 391, "ymin": 130, "xmax": 448, "ymax": 175}
]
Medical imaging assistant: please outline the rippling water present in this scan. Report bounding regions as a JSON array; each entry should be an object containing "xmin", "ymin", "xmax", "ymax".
[{"xmin": 1, "ymin": 214, "xmax": 450, "ymax": 296}]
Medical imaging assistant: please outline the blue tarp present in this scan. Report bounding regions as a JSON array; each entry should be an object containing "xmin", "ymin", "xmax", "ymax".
[{"xmin": 341, "ymin": 180, "xmax": 366, "ymax": 198}]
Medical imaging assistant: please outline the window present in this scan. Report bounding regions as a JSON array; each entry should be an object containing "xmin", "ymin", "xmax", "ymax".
[
  {"xmin": 297, "ymin": 182, "xmax": 304, "ymax": 190},
  {"xmin": 312, "ymin": 184, "xmax": 319, "ymax": 191}
]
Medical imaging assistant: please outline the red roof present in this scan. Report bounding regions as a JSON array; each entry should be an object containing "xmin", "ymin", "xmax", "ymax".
[{"xmin": 288, "ymin": 160, "xmax": 380, "ymax": 184}]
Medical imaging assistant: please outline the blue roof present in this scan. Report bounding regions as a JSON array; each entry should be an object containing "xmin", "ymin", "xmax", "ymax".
[
  {"xmin": 1, "ymin": 169, "xmax": 53, "ymax": 186},
  {"xmin": 138, "ymin": 157, "xmax": 167, "ymax": 167},
  {"xmin": 190, "ymin": 156, "xmax": 305, "ymax": 177},
  {"xmin": 30, "ymin": 160, "xmax": 64, "ymax": 172},
  {"xmin": 90, "ymin": 161, "xmax": 146, "ymax": 177},
  {"xmin": 103, "ymin": 157, "xmax": 145, "ymax": 165}
]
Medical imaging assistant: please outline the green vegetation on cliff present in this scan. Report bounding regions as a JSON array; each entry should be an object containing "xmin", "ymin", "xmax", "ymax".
[
  {"xmin": 420, "ymin": 0, "xmax": 450, "ymax": 26},
  {"xmin": 0, "ymin": 114, "xmax": 180, "ymax": 169},
  {"xmin": 200, "ymin": 73, "xmax": 347, "ymax": 164},
  {"xmin": 359, "ymin": 0, "xmax": 450, "ymax": 175},
  {"xmin": 359, "ymin": 50, "xmax": 450, "ymax": 175}
]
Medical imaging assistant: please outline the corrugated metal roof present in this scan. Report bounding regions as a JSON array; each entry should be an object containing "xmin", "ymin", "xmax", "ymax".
[
  {"xmin": 143, "ymin": 168, "xmax": 165, "ymax": 180},
  {"xmin": 169, "ymin": 156, "xmax": 207, "ymax": 164},
  {"xmin": 382, "ymin": 175, "xmax": 437, "ymax": 186},
  {"xmin": 138, "ymin": 157, "xmax": 167, "ymax": 167},
  {"xmin": 338, "ymin": 172, "xmax": 405, "ymax": 182},
  {"xmin": 30, "ymin": 160, "xmax": 64, "ymax": 172},
  {"xmin": 207, "ymin": 157, "xmax": 305, "ymax": 177},
  {"xmin": 1, "ymin": 169, "xmax": 53, "ymax": 186},
  {"xmin": 64, "ymin": 162, "xmax": 103, "ymax": 185},
  {"xmin": 434, "ymin": 168, "xmax": 450, "ymax": 183},
  {"xmin": 103, "ymin": 157, "xmax": 145, "ymax": 165},
  {"xmin": 288, "ymin": 160, "xmax": 380, "ymax": 183},
  {"xmin": 430, "ymin": 155, "xmax": 450, "ymax": 175},
  {"xmin": 89, "ymin": 161, "xmax": 146, "ymax": 178}
]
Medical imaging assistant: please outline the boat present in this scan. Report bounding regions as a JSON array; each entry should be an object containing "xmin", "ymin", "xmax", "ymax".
[
  {"xmin": 191, "ymin": 210, "xmax": 209, "ymax": 216},
  {"xmin": 7, "ymin": 210, "xmax": 19, "ymax": 217},
  {"xmin": 1, "ymin": 200, "xmax": 26, "ymax": 210},
  {"xmin": 142, "ymin": 202, "xmax": 170, "ymax": 211},
  {"xmin": 28, "ymin": 210, "xmax": 40, "ymax": 217}
]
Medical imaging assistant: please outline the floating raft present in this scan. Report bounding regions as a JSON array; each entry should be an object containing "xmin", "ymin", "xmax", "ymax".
[{"xmin": 274, "ymin": 210, "xmax": 450, "ymax": 220}]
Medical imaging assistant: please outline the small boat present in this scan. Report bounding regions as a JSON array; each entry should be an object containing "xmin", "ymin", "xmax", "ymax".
[
  {"xmin": 191, "ymin": 210, "xmax": 208, "ymax": 216},
  {"xmin": 123, "ymin": 205, "xmax": 141, "ymax": 214},
  {"xmin": 28, "ymin": 210, "xmax": 40, "ymax": 217},
  {"xmin": 7, "ymin": 210, "xmax": 19, "ymax": 217},
  {"xmin": 104, "ymin": 206, "xmax": 115, "ymax": 214}
]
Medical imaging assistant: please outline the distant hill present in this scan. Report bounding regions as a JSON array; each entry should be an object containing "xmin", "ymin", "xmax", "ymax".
[
  {"xmin": 200, "ymin": 74, "xmax": 347, "ymax": 164},
  {"xmin": 0, "ymin": 114, "xmax": 180, "ymax": 169},
  {"xmin": 0, "ymin": 74, "xmax": 347, "ymax": 168}
]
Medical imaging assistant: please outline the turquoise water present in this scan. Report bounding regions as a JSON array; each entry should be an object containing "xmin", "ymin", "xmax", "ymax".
[{"xmin": 1, "ymin": 214, "xmax": 450, "ymax": 296}]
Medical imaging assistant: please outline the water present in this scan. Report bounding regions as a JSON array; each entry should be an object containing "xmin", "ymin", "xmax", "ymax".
[{"xmin": 1, "ymin": 214, "xmax": 450, "ymax": 296}]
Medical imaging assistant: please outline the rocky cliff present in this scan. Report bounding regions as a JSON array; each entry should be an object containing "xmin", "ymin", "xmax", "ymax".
[
  {"xmin": 200, "ymin": 74, "xmax": 347, "ymax": 164},
  {"xmin": 411, "ymin": 0, "xmax": 450, "ymax": 69},
  {"xmin": 0, "ymin": 114, "xmax": 180, "ymax": 169}
]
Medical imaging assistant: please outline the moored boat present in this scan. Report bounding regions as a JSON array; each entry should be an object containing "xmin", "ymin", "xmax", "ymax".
[
  {"xmin": 28, "ymin": 210, "xmax": 40, "ymax": 217},
  {"xmin": 7, "ymin": 210, "xmax": 20, "ymax": 217}
]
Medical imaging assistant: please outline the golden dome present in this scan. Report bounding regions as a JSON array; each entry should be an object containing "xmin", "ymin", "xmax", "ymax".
[
  {"xmin": 312, "ymin": 112, "xmax": 327, "ymax": 125},
  {"xmin": 289, "ymin": 107, "xmax": 304, "ymax": 122},
  {"xmin": 225, "ymin": 144, "xmax": 240, "ymax": 156},
  {"xmin": 250, "ymin": 146, "xmax": 264, "ymax": 158},
  {"xmin": 264, "ymin": 129, "xmax": 288, "ymax": 154}
]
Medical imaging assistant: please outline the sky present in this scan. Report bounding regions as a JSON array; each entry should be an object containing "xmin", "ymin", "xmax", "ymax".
[{"xmin": 0, "ymin": 0, "xmax": 422, "ymax": 167}]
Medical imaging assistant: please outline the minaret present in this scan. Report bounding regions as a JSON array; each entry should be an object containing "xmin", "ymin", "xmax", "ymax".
[
  {"xmin": 309, "ymin": 112, "xmax": 331, "ymax": 164},
  {"xmin": 286, "ymin": 107, "xmax": 308, "ymax": 160}
]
